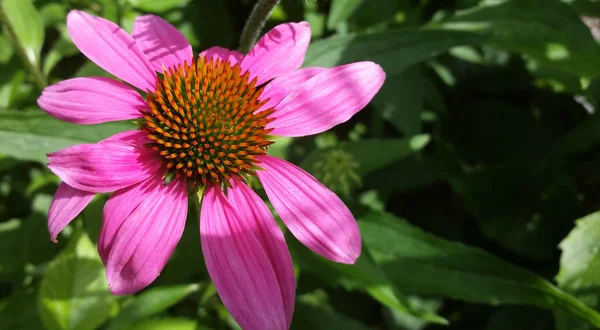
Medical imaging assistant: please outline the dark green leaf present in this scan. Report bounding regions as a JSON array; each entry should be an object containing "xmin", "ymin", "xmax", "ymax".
[
  {"xmin": 359, "ymin": 211, "xmax": 600, "ymax": 327},
  {"xmin": 303, "ymin": 29, "xmax": 485, "ymax": 75},
  {"xmin": 431, "ymin": 0, "xmax": 600, "ymax": 77}
]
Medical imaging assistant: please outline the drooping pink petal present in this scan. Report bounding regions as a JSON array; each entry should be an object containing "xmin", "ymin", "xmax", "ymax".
[
  {"xmin": 256, "ymin": 155, "xmax": 361, "ymax": 264},
  {"xmin": 259, "ymin": 67, "xmax": 326, "ymax": 111},
  {"xmin": 227, "ymin": 178, "xmax": 295, "ymax": 327},
  {"xmin": 268, "ymin": 62, "xmax": 385, "ymax": 137},
  {"xmin": 48, "ymin": 182, "xmax": 96, "ymax": 242},
  {"xmin": 200, "ymin": 184, "xmax": 288, "ymax": 330},
  {"xmin": 66, "ymin": 10, "xmax": 156, "ymax": 91},
  {"xmin": 47, "ymin": 130, "xmax": 161, "ymax": 193},
  {"xmin": 241, "ymin": 22, "xmax": 311, "ymax": 85},
  {"xmin": 132, "ymin": 15, "xmax": 193, "ymax": 73},
  {"xmin": 199, "ymin": 46, "xmax": 244, "ymax": 66},
  {"xmin": 100, "ymin": 175, "xmax": 188, "ymax": 295},
  {"xmin": 37, "ymin": 77, "xmax": 146, "ymax": 124}
]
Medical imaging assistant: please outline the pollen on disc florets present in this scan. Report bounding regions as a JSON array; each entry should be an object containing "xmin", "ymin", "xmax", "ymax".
[{"xmin": 139, "ymin": 56, "xmax": 276, "ymax": 189}]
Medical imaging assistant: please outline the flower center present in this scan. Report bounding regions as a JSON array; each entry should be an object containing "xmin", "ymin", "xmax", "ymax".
[{"xmin": 140, "ymin": 57, "xmax": 275, "ymax": 189}]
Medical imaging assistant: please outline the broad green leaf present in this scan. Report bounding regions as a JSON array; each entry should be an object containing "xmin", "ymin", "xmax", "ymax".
[
  {"xmin": 0, "ymin": 110, "xmax": 136, "ymax": 163},
  {"xmin": 484, "ymin": 306, "xmax": 553, "ymax": 330},
  {"xmin": 0, "ymin": 289, "xmax": 44, "ymax": 329},
  {"xmin": 127, "ymin": 0, "xmax": 190, "ymax": 13},
  {"xmin": 43, "ymin": 25, "xmax": 79, "ymax": 75},
  {"xmin": 0, "ymin": 216, "xmax": 59, "ymax": 277},
  {"xmin": 557, "ymin": 211, "xmax": 600, "ymax": 295},
  {"xmin": 0, "ymin": 35, "xmax": 14, "ymax": 64},
  {"xmin": 555, "ymin": 212, "xmax": 600, "ymax": 330},
  {"xmin": 303, "ymin": 29, "xmax": 485, "ymax": 75},
  {"xmin": 39, "ymin": 232, "xmax": 118, "ymax": 330},
  {"xmin": 548, "ymin": 114, "xmax": 600, "ymax": 160},
  {"xmin": 359, "ymin": 211, "xmax": 600, "ymax": 327},
  {"xmin": 372, "ymin": 67, "xmax": 445, "ymax": 135},
  {"xmin": 289, "ymin": 238, "xmax": 447, "ymax": 325},
  {"xmin": 292, "ymin": 299, "xmax": 374, "ymax": 330},
  {"xmin": 126, "ymin": 318, "xmax": 207, "ymax": 330},
  {"xmin": 430, "ymin": 0, "xmax": 600, "ymax": 77},
  {"xmin": 1, "ymin": 0, "xmax": 45, "ymax": 66},
  {"xmin": 450, "ymin": 166, "xmax": 581, "ymax": 260},
  {"xmin": 327, "ymin": 0, "xmax": 365, "ymax": 29},
  {"xmin": 107, "ymin": 284, "xmax": 200, "ymax": 330}
]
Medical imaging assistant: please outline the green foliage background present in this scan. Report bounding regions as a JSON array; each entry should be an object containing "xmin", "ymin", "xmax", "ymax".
[{"xmin": 2, "ymin": 0, "xmax": 600, "ymax": 329}]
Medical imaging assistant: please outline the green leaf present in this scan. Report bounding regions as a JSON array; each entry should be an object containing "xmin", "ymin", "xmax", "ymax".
[
  {"xmin": 555, "ymin": 212, "xmax": 600, "ymax": 330},
  {"xmin": 1, "ymin": 0, "xmax": 45, "ymax": 66},
  {"xmin": 126, "ymin": 318, "xmax": 206, "ymax": 330},
  {"xmin": 0, "ymin": 216, "xmax": 60, "ymax": 277},
  {"xmin": 43, "ymin": 25, "xmax": 79, "ymax": 75},
  {"xmin": 431, "ymin": 0, "xmax": 600, "ymax": 77},
  {"xmin": 39, "ymin": 231, "xmax": 118, "ymax": 330},
  {"xmin": 303, "ymin": 29, "xmax": 485, "ymax": 75},
  {"xmin": 0, "ymin": 289, "xmax": 45, "ymax": 329},
  {"xmin": 372, "ymin": 67, "xmax": 445, "ymax": 135},
  {"xmin": 127, "ymin": 0, "xmax": 190, "ymax": 13},
  {"xmin": 0, "ymin": 110, "xmax": 136, "ymax": 163},
  {"xmin": 292, "ymin": 299, "xmax": 374, "ymax": 330},
  {"xmin": 107, "ymin": 284, "xmax": 200, "ymax": 330},
  {"xmin": 359, "ymin": 211, "xmax": 600, "ymax": 327},
  {"xmin": 327, "ymin": 0, "xmax": 365, "ymax": 29},
  {"xmin": 289, "ymin": 238, "xmax": 447, "ymax": 325}
]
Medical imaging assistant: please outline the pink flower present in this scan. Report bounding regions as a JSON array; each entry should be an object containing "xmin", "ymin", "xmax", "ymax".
[{"xmin": 39, "ymin": 11, "xmax": 385, "ymax": 330}]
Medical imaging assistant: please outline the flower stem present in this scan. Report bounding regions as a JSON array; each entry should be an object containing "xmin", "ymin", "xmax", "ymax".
[
  {"xmin": 0, "ymin": 5, "xmax": 47, "ymax": 90},
  {"xmin": 238, "ymin": 0, "xmax": 281, "ymax": 54}
]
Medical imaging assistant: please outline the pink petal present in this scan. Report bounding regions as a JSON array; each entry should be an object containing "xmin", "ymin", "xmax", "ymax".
[
  {"xmin": 200, "ymin": 184, "xmax": 287, "ymax": 330},
  {"xmin": 227, "ymin": 178, "xmax": 295, "ymax": 327},
  {"xmin": 67, "ymin": 10, "xmax": 156, "ymax": 91},
  {"xmin": 268, "ymin": 62, "xmax": 386, "ymax": 137},
  {"xmin": 48, "ymin": 182, "xmax": 96, "ymax": 242},
  {"xmin": 132, "ymin": 15, "xmax": 193, "ymax": 73},
  {"xmin": 241, "ymin": 22, "xmax": 311, "ymax": 85},
  {"xmin": 47, "ymin": 130, "xmax": 161, "ymax": 193},
  {"xmin": 100, "ymin": 175, "xmax": 188, "ymax": 295},
  {"xmin": 259, "ymin": 67, "xmax": 326, "ymax": 112},
  {"xmin": 37, "ymin": 77, "xmax": 147, "ymax": 124},
  {"xmin": 199, "ymin": 46, "xmax": 244, "ymax": 66},
  {"xmin": 256, "ymin": 156, "xmax": 361, "ymax": 264}
]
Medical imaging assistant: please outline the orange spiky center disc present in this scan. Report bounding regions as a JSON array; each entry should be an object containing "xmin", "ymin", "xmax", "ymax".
[{"xmin": 139, "ymin": 57, "xmax": 275, "ymax": 189}]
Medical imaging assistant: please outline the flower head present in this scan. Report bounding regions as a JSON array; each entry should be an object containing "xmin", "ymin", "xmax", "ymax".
[{"xmin": 39, "ymin": 11, "xmax": 385, "ymax": 330}]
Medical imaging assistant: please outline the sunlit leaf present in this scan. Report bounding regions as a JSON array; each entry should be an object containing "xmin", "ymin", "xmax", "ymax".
[
  {"xmin": 304, "ymin": 29, "xmax": 485, "ymax": 75},
  {"xmin": 555, "ymin": 211, "xmax": 600, "ymax": 330},
  {"xmin": 107, "ymin": 284, "xmax": 199, "ymax": 330},
  {"xmin": 127, "ymin": 0, "xmax": 190, "ymax": 13},
  {"xmin": 0, "ymin": 110, "xmax": 136, "ymax": 163},
  {"xmin": 39, "ymin": 232, "xmax": 118, "ymax": 330},
  {"xmin": 431, "ymin": 0, "xmax": 600, "ymax": 77},
  {"xmin": 1, "ymin": 0, "xmax": 45, "ymax": 66}
]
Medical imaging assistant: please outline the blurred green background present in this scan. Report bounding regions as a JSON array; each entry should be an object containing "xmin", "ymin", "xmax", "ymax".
[{"xmin": 4, "ymin": 0, "xmax": 600, "ymax": 329}]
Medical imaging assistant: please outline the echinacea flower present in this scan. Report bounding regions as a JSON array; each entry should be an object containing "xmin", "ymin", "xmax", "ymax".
[{"xmin": 39, "ymin": 10, "xmax": 385, "ymax": 330}]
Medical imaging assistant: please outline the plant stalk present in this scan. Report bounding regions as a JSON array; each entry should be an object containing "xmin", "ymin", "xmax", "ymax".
[
  {"xmin": 238, "ymin": 0, "xmax": 281, "ymax": 54},
  {"xmin": 0, "ymin": 4, "xmax": 47, "ymax": 90}
]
